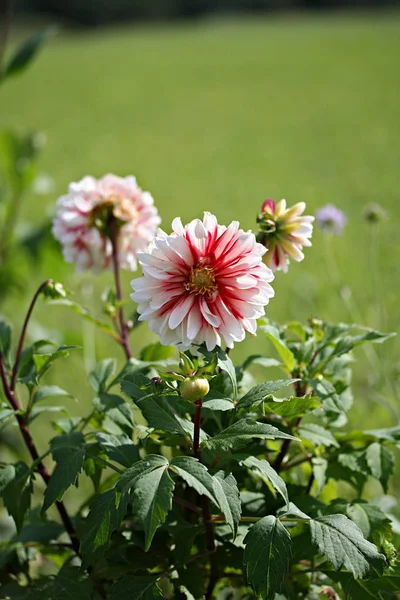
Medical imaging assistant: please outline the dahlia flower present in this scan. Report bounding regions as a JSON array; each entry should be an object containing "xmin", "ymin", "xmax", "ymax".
[
  {"xmin": 52, "ymin": 175, "xmax": 160, "ymax": 273},
  {"xmin": 256, "ymin": 199, "xmax": 314, "ymax": 272},
  {"xmin": 131, "ymin": 212, "xmax": 275, "ymax": 350},
  {"xmin": 316, "ymin": 203, "xmax": 347, "ymax": 234}
]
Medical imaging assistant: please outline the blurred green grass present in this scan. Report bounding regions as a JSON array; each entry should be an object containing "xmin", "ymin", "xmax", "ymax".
[{"xmin": 1, "ymin": 12, "xmax": 399, "ymax": 445}]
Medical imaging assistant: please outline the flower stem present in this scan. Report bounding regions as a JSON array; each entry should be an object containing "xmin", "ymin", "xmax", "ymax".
[
  {"xmin": 109, "ymin": 222, "xmax": 132, "ymax": 360},
  {"xmin": 10, "ymin": 279, "xmax": 53, "ymax": 390},
  {"xmin": 192, "ymin": 398, "xmax": 217, "ymax": 598},
  {"xmin": 0, "ymin": 353, "xmax": 80, "ymax": 556}
]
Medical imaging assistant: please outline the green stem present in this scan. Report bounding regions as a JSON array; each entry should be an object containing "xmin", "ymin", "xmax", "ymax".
[{"xmin": 109, "ymin": 221, "xmax": 132, "ymax": 361}]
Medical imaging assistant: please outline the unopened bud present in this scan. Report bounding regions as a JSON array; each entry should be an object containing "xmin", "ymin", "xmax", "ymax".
[
  {"xmin": 363, "ymin": 203, "xmax": 387, "ymax": 223},
  {"xmin": 180, "ymin": 376, "xmax": 210, "ymax": 402},
  {"xmin": 42, "ymin": 281, "xmax": 67, "ymax": 299}
]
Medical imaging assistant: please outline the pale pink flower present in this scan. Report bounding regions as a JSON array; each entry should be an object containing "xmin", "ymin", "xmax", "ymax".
[
  {"xmin": 256, "ymin": 199, "xmax": 314, "ymax": 272},
  {"xmin": 52, "ymin": 175, "xmax": 160, "ymax": 273},
  {"xmin": 131, "ymin": 212, "xmax": 275, "ymax": 350}
]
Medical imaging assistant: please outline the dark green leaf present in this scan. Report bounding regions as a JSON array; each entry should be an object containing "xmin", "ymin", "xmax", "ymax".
[
  {"xmin": 263, "ymin": 395, "xmax": 321, "ymax": 418},
  {"xmin": 109, "ymin": 575, "xmax": 163, "ymax": 599},
  {"xmin": 243, "ymin": 515, "xmax": 292, "ymax": 600},
  {"xmin": 137, "ymin": 395, "xmax": 190, "ymax": 438},
  {"xmin": 258, "ymin": 325, "xmax": 296, "ymax": 372},
  {"xmin": 203, "ymin": 418, "xmax": 297, "ymax": 452},
  {"xmin": 298, "ymin": 423, "xmax": 339, "ymax": 448},
  {"xmin": 96, "ymin": 433, "xmax": 139, "ymax": 468},
  {"xmin": 309, "ymin": 514, "xmax": 386, "ymax": 578},
  {"xmin": 213, "ymin": 471, "xmax": 241, "ymax": 538},
  {"xmin": 199, "ymin": 346, "xmax": 237, "ymax": 400},
  {"xmin": 242, "ymin": 456, "xmax": 289, "ymax": 508},
  {"xmin": 202, "ymin": 397, "xmax": 234, "ymax": 411},
  {"xmin": 3, "ymin": 27, "xmax": 57, "ymax": 80},
  {"xmin": 365, "ymin": 442, "xmax": 394, "ymax": 492},
  {"xmin": 121, "ymin": 373, "xmax": 149, "ymax": 401},
  {"xmin": 89, "ymin": 359, "xmax": 117, "ymax": 393},
  {"xmin": 2, "ymin": 461, "xmax": 32, "ymax": 533},
  {"xmin": 237, "ymin": 379, "xmax": 300, "ymax": 409},
  {"xmin": 328, "ymin": 499, "xmax": 392, "ymax": 543},
  {"xmin": 0, "ymin": 319, "xmax": 12, "ymax": 366},
  {"xmin": 80, "ymin": 488, "xmax": 129, "ymax": 566},
  {"xmin": 170, "ymin": 456, "xmax": 219, "ymax": 505},
  {"xmin": 94, "ymin": 393, "xmax": 135, "ymax": 434}
]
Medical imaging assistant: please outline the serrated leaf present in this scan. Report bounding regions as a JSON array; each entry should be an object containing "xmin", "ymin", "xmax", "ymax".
[
  {"xmin": 2, "ymin": 461, "xmax": 32, "ymax": 533},
  {"xmin": 263, "ymin": 395, "xmax": 321, "ymax": 418},
  {"xmin": 3, "ymin": 27, "xmax": 57, "ymax": 79},
  {"xmin": 121, "ymin": 373, "xmax": 149, "ymax": 401},
  {"xmin": 89, "ymin": 358, "xmax": 117, "ymax": 393},
  {"xmin": 259, "ymin": 325, "xmax": 296, "ymax": 372},
  {"xmin": 199, "ymin": 346, "xmax": 237, "ymax": 400},
  {"xmin": 312, "ymin": 457, "xmax": 328, "ymax": 495},
  {"xmin": 309, "ymin": 514, "xmax": 386, "ymax": 578},
  {"xmin": 365, "ymin": 442, "xmax": 394, "ymax": 492},
  {"xmin": 80, "ymin": 488, "xmax": 129, "ymax": 566},
  {"xmin": 136, "ymin": 395, "xmax": 191, "ymax": 438},
  {"xmin": 32, "ymin": 386, "xmax": 72, "ymax": 404},
  {"xmin": 109, "ymin": 575, "xmax": 163, "ymax": 599},
  {"xmin": 242, "ymin": 457, "xmax": 289, "ymax": 508},
  {"xmin": 94, "ymin": 393, "xmax": 135, "ymax": 434},
  {"xmin": 203, "ymin": 418, "xmax": 297, "ymax": 452},
  {"xmin": 170, "ymin": 456, "xmax": 218, "ymax": 505},
  {"xmin": 298, "ymin": 423, "xmax": 339, "ymax": 448},
  {"xmin": 237, "ymin": 379, "xmax": 300, "ymax": 409},
  {"xmin": 202, "ymin": 398, "xmax": 234, "ymax": 411},
  {"xmin": 328, "ymin": 499, "xmax": 392, "ymax": 542},
  {"xmin": 243, "ymin": 515, "xmax": 292, "ymax": 600},
  {"xmin": 43, "ymin": 433, "xmax": 86, "ymax": 512},
  {"xmin": 329, "ymin": 564, "xmax": 400, "ymax": 600},
  {"xmin": 116, "ymin": 455, "xmax": 173, "ymax": 551},
  {"xmin": 32, "ymin": 346, "xmax": 78, "ymax": 381},
  {"xmin": 96, "ymin": 433, "xmax": 139, "ymax": 468},
  {"xmin": 213, "ymin": 471, "xmax": 241, "ymax": 538}
]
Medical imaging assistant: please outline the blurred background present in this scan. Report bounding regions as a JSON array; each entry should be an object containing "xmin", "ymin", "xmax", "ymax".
[{"xmin": 0, "ymin": 0, "xmax": 399, "ymax": 493}]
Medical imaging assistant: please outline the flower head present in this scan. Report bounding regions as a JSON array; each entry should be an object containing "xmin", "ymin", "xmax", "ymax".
[
  {"xmin": 131, "ymin": 212, "xmax": 275, "ymax": 350},
  {"xmin": 256, "ymin": 199, "xmax": 314, "ymax": 272},
  {"xmin": 52, "ymin": 174, "xmax": 160, "ymax": 273},
  {"xmin": 363, "ymin": 203, "xmax": 387, "ymax": 224},
  {"xmin": 316, "ymin": 204, "xmax": 347, "ymax": 234}
]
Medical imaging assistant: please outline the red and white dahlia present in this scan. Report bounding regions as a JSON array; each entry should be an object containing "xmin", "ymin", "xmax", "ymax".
[
  {"xmin": 131, "ymin": 212, "xmax": 275, "ymax": 350},
  {"xmin": 256, "ymin": 199, "xmax": 314, "ymax": 273},
  {"xmin": 52, "ymin": 174, "xmax": 160, "ymax": 273}
]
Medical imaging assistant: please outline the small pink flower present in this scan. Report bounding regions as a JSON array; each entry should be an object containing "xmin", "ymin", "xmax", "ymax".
[
  {"xmin": 131, "ymin": 212, "xmax": 275, "ymax": 350},
  {"xmin": 52, "ymin": 175, "xmax": 160, "ymax": 273},
  {"xmin": 256, "ymin": 199, "xmax": 314, "ymax": 272}
]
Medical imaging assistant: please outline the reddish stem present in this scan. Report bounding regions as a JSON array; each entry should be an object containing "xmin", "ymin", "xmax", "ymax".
[
  {"xmin": 193, "ymin": 398, "xmax": 203, "ymax": 459},
  {"xmin": 109, "ymin": 222, "xmax": 132, "ymax": 360},
  {"xmin": 10, "ymin": 279, "xmax": 53, "ymax": 390},
  {"xmin": 0, "ymin": 354, "xmax": 80, "ymax": 556}
]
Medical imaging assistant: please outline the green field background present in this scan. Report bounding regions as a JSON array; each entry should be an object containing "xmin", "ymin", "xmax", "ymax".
[{"xmin": 1, "ymin": 12, "xmax": 399, "ymax": 492}]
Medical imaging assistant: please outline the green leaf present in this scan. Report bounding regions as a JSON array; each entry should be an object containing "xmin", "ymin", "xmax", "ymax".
[
  {"xmin": 116, "ymin": 455, "xmax": 173, "ymax": 551},
  {"xmin": 96, "ymin": 433, "xmax": 139, "ymax": 468},
  {"xmin": 42, "ymin": 432, "xmax": 86, "ymax": 512},
  {"xmin": 109, "ymin": 575, "xmax": 163, "ymax": 599},
  {"xmin": 141, "ymin": 342, "xmax": 176, "ymax": 362},
  {"xmin": 242, "ymin": 355, "xmax": 282, "ymax": 370},
  {"xmin": 121, "ymin": 373, "xmax": 149, "ymax": 401},
  {"xmin": 242, "ymin": 456, "xmax": 289, "ymax": 508},
  {"xmin": 298, "ymin": 423, "xmax": 339, "ymax": 448},
  {"xmin": 259, "ymin": 325, "xmax": 296, "ymax": 372},
  {"xmin": 49, "ymin": 298, "xmax": 117, "ymax": 337},
  {"xmin": 136, "ymin": 395, "xmax": 191, "ymax": 438},
  {"xmin": 263, "ymin": 395, "xmax": 321, "ymax": 418},
  {"xmin": 309, "ymin": 514, "xmax": 386, "ymax": 578},
  {"xmin": 365, "ymin": 442, "xmax": 394, "ymax": 493},
  {"xmin": 89, "ymin": 358, "xmax": 117, "ymax": 393},
  {"xmin": 328, "ymin": 499, "xmax": 392, "ymax": 543},
  {"xmin": 202, "ymin": 397, "xmax": 234, "ymax": 411},
  {"xmin": 2, "ymin": 461, "xmax": 32, "ymax": 533},
  {"xmin": 2, "ymin": 27, "xmax": 57, "ymax": 80},
  {"xmin": 32, "ymin": 386, "xmax": 72, "ymax": 404},
  {"xmin": 94, "ymin": 393, "xmax": 135, "ymax": 434},
  {"xmin": 212, "ymin": 471, "xmax": 241, "ymax": 539},
  {"xmin": 0, "ymin": 319, "xmax": 12, "ymax": 366},
  {"xmin": 0, "ymin": 464, "xmax": 16, "ymax": 492},
  {"xmin": 80, "ymin": 488, "xmax": 129, "ymax": 566},
  {"xmin": 170, "ymin": 456, "xmax": 219, "ymax": 505},
  {"xmin": 237, "ymin": 379, "xmax": 300, "ymax": 409},
  {"xmin": 312, "ymin": 457, "xmax": 328, "ymax": 495},
  {"xmin": 30, "ymin": 345, "xmax": 78, "ymax": 383},
  {"xmin": 199, "ymin": 346, "xmax": 237, "ymax": 400},
  {"xmin": 329, "ymin": 564, "xmax": 400, "ymax": 600},
  {"xmin": 203, "ymin": 418, "xmax": 297, "ymax": 452},
  {"xmin": 243, "ymin": 515, "xmax": 292, "ymax": 600}
]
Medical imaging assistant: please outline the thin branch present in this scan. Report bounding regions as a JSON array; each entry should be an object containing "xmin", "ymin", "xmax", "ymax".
[
  {"xmin": 173, "ymin": 495, "xmax": 202, "ymax": 514},
  {"xmin": 109, "ymin": 222, "xmax": 132, "ymax": 360},
  {"xmin": 10, "ymin": 279, "xmax": 53, "ymax": 390}
]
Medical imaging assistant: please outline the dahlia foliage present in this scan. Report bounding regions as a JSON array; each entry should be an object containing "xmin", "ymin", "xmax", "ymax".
[
  {"xmin": 1, "ymin": 176, "xmax": 397, "ymax": 600},
  {"xmin": 131, "ymin": 212, "xmax": 274, "ymax": 350},
  {"xmin": 52, "ymin": 174, "xmax": 160, "ymax": 272}
]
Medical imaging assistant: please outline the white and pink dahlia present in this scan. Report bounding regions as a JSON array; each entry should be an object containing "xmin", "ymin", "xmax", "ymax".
[
  {"xmin": 131, "ymin": 212, "xmax": 275, "ymax": 350},
  {"xmin": 52, "ymin": 174, "xmax": 161, "ymax": 273},
  {"xmin": 256, "ymin": 199, "xmax": 314, "ymax": 272}
]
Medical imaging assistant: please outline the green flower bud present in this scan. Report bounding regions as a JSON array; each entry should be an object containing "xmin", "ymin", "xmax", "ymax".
[
  {"xmin": 180, "ymin": 376, "xmax": 210, "ymax": 402},
  {"xmin": 363, "ymin": 203, "xmax": 387, "ymax": 223}
]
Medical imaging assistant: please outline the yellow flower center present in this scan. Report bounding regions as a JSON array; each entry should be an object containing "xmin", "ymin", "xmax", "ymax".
[{"xmin": 185, "ymin": 265, "xmax": 217, "ymax": 298}]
